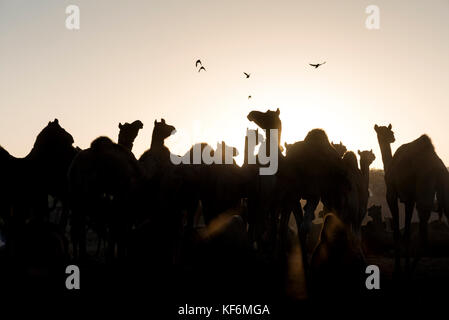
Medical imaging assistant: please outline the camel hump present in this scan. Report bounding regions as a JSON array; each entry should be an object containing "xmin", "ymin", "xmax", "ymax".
[
  {"xmin": 395, "ymin": 134, "xmax": 435, "ymax": 160},
  {"xmin": 90, "ymin": 136, "xmax": 114, "ymax": 149},
  {"xmin": 415, "ymin": 134, "xmax": 434, "ymax": 152},
  {"xmin": 304, "ymin": 129, "xmax": 330, "ymax": 146}
]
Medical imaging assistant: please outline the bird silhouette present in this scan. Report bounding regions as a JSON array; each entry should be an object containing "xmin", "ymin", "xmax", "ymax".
[
  {"xmin": 198, "ymin": 66, "xmax": 206, "ymax": 72},
  {"xmin": 196, "ymin": 59, "xmax": 202, "ymax": 68},
  {"xmin": 244, "ymin": 72, "xmax": 251, "ymax": 78},
  {"xmin": 309, "ymin": 62, "xmax": 326, "ymax": 69},
  {"xmin": 248, "ymin": 95, "xmax": 252, "ymax": 99}
]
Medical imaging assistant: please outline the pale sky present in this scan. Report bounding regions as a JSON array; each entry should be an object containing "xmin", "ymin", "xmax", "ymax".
[{"xmin": 1, "ymin": 0, "xmax": 448, "ymax": 168}]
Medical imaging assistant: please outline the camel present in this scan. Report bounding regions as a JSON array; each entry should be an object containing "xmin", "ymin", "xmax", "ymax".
[
  {"xmin": 139, "ymin": 119, "xmax": 176, "ymax": 179},
  {"xmin": 118, "ymin": 120, "xmax": 144, "ymax": 152},
  {"xmin": 0, "ymin": 119, "xmax": 76, "ymax": 267},
  {"xmin": 280, "ymin": 129, "xmax": 365, "ymax": 271},
  {"xmin": 374, "ymin": 123, "xmax": 449, "ymax": 273},
  {"xmin": 68, "ymin": 134, "xmax": 144, "ymax": 260},
  {"xmin": 341, "ymin": 151, "xmax": 364, "ymax": 226},
  {"xmin": 0, "ymin": 119, "xmax": 76, "ymax": 223},
  {"xmin": 246, "ymin": 108, "xmax": 288, "ymax": 251},
  {"xmin": 175, "ymin": 141, "xmax": 244, "ymax": 228},
  {"xmin": 311, "ymin": 148, "xmax": 369, "ymax": 237},
  {"xmin": 358, "ymin": 149, "xmax": 375, "ymax": 222},
  {"xmin": 283, "ymin": 130, "xmax": 358, "ymax": 229}
]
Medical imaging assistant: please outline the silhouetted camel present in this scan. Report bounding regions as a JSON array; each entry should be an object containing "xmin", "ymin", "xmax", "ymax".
[
  {"xmin": 68, "ymin": 135, "xmax": 144, "ymax": 260},
  {"xmin": 374, "ymin": 124, "xmax": 449, "ymax": 274},
  {"xmin": 358, "ymin": 149, "xmax": 376, "ymax": 223},
  {"xmin": 139, "ymin": 119, "xmax": 176, "ymax": 179},
  {"xmin": 282, "ymin": 129, "xmax": 361, "ymax": 263},
  {"xmin": 0, "ymin": 119, "xmax": 76, "ymax": 266},
  {"xmin": 174, "ymin": 141, "xmax": 244, "ymax": 228},
  {"xmin": 319, "ymin": 141, "xmax": 348, "ymax": 216},
  {"xmin": 341, "ymin": 151, "xmax": 365, "ymax": 234},
  {"xmin": 246, "ymin": 108, "xmax": 287, "ymax": 251},
  {"xmin": 118, "ymin": 120, "xmax": 144, "ymax": 152},
  {"xmin": 83, "ymin": 120, "xmax": 144, "ymax": 254}
]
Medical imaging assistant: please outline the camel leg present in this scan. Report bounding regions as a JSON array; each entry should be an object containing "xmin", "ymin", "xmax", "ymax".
[
  {"xmin": 417, "ymin": 208, "xmax": 431, "ymax": 260},
  {"xmin": 404, "ymin": 201, "xmax": 415, "ymax": 275},
  {"xmin": 291, "ymin": 200, "xmax": 307, "ymax": 270},
  {"xmin": 386, "ymin": 191, "xmax": 401, "ymax": 275},
  {"xmin": 300, "ymin": 197, "xmax": 318, "ymax": 254},
  {"xmin": 301, "ymin": 198, "xmax": 318, "ymax": 234},
  {"xmin": 292, "ymin": 199, "xmax": 304, "ymax": 243},
  {"xmin": 279, "ymin": 205, "xmax": 290, "ymax": 252}
]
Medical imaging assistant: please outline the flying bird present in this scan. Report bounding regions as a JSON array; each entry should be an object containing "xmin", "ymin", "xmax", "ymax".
[
  {"xmin": 309, "ymin": 62, "xmax": 326, "ymax": 69},
  {"xmin": 195, "ymin": 59, "xmax": 202, "ymax": 68},
  {"xmin": 198, "ymin": 66, "xmax": 206, "ymax": 72},
  {"xmin": 248, "ymin": 95, "xmax": 252, "ymax": 99},
  {"xmin": 244, "ymin": 72, "xmax": 251, "ymax": 78}
]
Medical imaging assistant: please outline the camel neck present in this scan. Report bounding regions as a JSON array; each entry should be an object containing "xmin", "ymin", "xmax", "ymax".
[
  {"xmin": 151, "ymin": 134, "xmax": 165, "ymax": 149},
  {"xmin": 360, "ymin": 160, "xmax": 370, "ymax": 187},
  {"xmin": 378, "ymin": 140, "xmax": 393, "ymax": 172},
  {"xmin": 118, "ymin": 138, "xmax": 133, "ymax": 151},
  {"xmin": 265, "ymin": 128, "xmax": 282, "ymax": 156}
]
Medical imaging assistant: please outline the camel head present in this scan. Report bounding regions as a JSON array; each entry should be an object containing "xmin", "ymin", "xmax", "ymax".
[
  {"xmin": 247, "ymin": 108, "xmax": 281, "ymax": 131},
  {"xmin": 118, "ymin": 120, "xmax": 144, "ymax": 148},
  {"xmin": 358, "ymin": 149, "xmax": 376, "ymax": 166},
  {"xmin": 331, "ymin": 141, "xmax": 347, "ymax": 158},
  {"xmin": 152, "ymin": 118, "xmax": 176, "ymax": 141},
  {"xmin": 374, "ymin": 124, "xmax": 395, "ymax": 144}
]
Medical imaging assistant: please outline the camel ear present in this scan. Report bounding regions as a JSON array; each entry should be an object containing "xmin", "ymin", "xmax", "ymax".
[
  {"xmin": 358, "ymin": 150, "xmax": 361, "ymax": 155},
  {"xmin": 119, "ymin": 123, "xmax": 123, "ymax": 129},
  {"xmin": 154, "ymin": 120, "xmax": 157, "ymax": 125},
  {"xmin": 374, "ymin": 124, "xmax": 379, "ymax": 131},
  {"xmin": 276, "ymin": 108, "xmax": 280, "ymax": 115},
  {"xmin": 370, "ymin": 149, "xmax": 373, "ymax": 153},
  {"xmin": 388, "ymin": 123, "xmax": 392, "ymax": 130},
  {"xmin": 161, "ymin": 118, "xmax": 166, "ymax": 124},
  {"xmin": 54, "ymin": 118, "xmax": 59, "ymax": 124}
]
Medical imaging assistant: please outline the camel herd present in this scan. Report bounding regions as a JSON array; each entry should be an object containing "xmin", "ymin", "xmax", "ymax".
[{"xmin": 1, "ymin": 108, "xmax": 449, "ymax": 296}]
